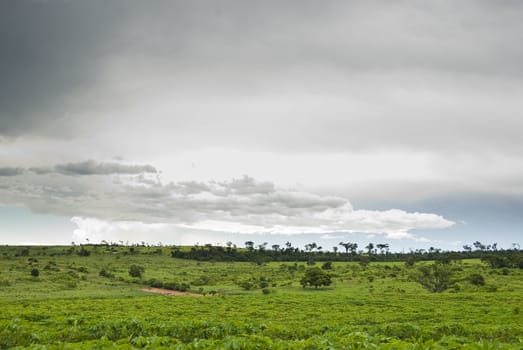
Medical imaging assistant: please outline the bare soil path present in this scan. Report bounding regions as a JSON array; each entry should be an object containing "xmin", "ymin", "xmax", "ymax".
[{"xmin": 141, "ymin": 288, "xmax": 206, "ymax": 296}]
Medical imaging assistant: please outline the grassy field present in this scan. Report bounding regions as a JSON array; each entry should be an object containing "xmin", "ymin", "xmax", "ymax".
[{"xmin": 0, "ymin": 245, "xmax": 522, "ymax": 349}]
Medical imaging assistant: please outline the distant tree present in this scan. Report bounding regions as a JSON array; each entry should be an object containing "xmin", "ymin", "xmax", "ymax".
[
  {"xmin": 305, "ymin": 242, "xmax": 317, "ymax": 252},
  {"xmin": 332, "ymin": 246, "xmax": 338, "ymax": 255},
  {"xmin": 245, "ymin": 241, "xmax": 254, "ymax": 251},
  {"xmin": 365, "ymin": 243, "xmax": 374, "ymax": 255},
  {"xmin": 340, "ymin": 242, "xmax": 358, "ymax": 254},
  {"xmin": 376, "ymin": 243, "xmax": 389, "ymax": 255},
  {"xmin": 462, "ymin": 245, "xmax": 472, "ymax": 252},
  {"xmin": 271, "ymin": 244, "xmax": 280, "ymax": 252},
  {"xmin": 339, "ymin": 242, "xmax": 350, "ymax": 254},
  {"xmin": 473, "ymin": 241, "xmax": 486, "ymax": 251},
  {"xmin": 257, "ymin": 242, "xmax": 268, "ymax": 251},
  {"xmin": 300, "ymin": 267, "xmax": 332, "ymax": 289}
]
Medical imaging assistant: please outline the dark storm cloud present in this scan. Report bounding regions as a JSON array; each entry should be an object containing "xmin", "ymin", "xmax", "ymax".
[
  {"xmin": 27, "ymin": 160, "xmax": 157, "ymax": 175},
  {"xmin": 1, "ymin": 0, "xmax": 522, "ymax": 157},
  {"xmin": 0, "ymin": 167, "xmax": 24, "ymax": 176},
  {"xmin": 0, "ymin": 0, "xmax": 128, "ymax": 137},
  {"xmin": 53, "ymin": 160, "xmax": 157, "ymax": 175}
]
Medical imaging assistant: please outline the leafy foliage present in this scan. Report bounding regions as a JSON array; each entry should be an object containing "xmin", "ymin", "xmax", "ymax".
[
  {"xmin": 300, "ymin": 267, "xmax": 332, "ymax": 288},
  {"xmin": 129, "ymin": 264, "xmax": 145, "ymax": 278},
  {"xmin": 413, "ymin": 262, "xmax": 454, "ymax": 292},
  {"xmin": 0, "ymin": 245, "xmax": 522, "ymax": 349}
]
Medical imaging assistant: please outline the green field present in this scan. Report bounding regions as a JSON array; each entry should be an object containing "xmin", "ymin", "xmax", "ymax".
[{"xmin": 0, "ymin": 245, "xmax": 522, "ymax": 349}]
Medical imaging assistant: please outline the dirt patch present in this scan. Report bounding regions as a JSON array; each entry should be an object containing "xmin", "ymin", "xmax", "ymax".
[{"xmin": 141, "ymin": 288, "xmax": 206, "ymax": 297}]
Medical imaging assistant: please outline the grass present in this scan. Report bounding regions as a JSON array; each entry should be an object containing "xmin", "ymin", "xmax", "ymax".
[{"xmin": 0, "ymin": 245, "xmax": 522, "ymax": 349}]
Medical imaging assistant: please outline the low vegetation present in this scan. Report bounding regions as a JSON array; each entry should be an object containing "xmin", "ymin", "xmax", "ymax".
[{"xmin": 0, "ymin": 243, "xmax": 522, "ymax": 349}]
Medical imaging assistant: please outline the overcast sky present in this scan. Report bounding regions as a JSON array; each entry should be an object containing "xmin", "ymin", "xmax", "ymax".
[{"xmin": 1, "ymin": 0, "xmax": 522, "ymax": 251}]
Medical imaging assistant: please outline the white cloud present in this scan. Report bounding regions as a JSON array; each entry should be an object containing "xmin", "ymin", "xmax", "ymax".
[{"xmin": 1, "ymin": 162, "xmax": 454, "ymax": 241}]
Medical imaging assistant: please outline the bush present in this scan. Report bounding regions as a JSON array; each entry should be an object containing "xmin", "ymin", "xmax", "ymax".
[
  {"xmin": 259, "ymin": 280, "xmax": 269, "ymax": 288},
  {"xmin": 30, "ymin": 268, "xmax": 40, "ymax": 277},
  {"xmin": 148, "ymin": 278, "xmax": 164, "ymax": 288},
  {"xmin": 413, "ymin": 263, "xmax": 454, "ymax": 293},
  {"xmin": 0, "ymin": 279, "xmax": 11, "ymax": 287},
  {"xmin": 129, "ymin": 264, "xmax": 145, "ymax": 278},
  {"xmin": 238, "ymin": 280, "xmax": 255, "ymax": 290},
  {"xmin": 262, "ymin": 288, "xmax": 271, "ymax": 294},
  {"xmin": 468, "ymin": 273, "xmax": 486, "ymax": 286},
  {"xmin": 405, "ymin": 256, "xmax": 416, "ymax": 267},
  {"xmin": 321, "ymin": 261, "xmax": 333, "ymax": 270},
  {"xmin": 99, "ymin": 268, "xmax": 114, "ymax": 279},
  {"xmin": 77, "ymin": 247, "xmax": 91, "ymax": 256}
]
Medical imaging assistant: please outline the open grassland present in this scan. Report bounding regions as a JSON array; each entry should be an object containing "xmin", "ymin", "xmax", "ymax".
[{"xmin": 0, "ymin": 245, "xmax": 522, "ymax": 349}]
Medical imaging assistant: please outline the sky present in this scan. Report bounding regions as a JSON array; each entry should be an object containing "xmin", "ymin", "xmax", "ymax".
[{"xmin": 1, "ymin": 0, "xmax": 522, "ymax": 251}]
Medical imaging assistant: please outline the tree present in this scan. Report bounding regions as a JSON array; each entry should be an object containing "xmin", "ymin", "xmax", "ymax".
[
  {"xmin": 245, "ymin": 241, "xmax": 254, "ymax": 251},
  {"xmin": 339, "ymin": 242, "xmax": 350, "ymax": 254},
  {"xmin": 365, "ymin": 243, "xmax": 374, "ymax": 255},
  {"xmin": 473, "ymin": 241, "xmax": 486, "ymax": 251},
  {"xmin": 300, "ymin": 267, "xmax": 332, "ymax": 289},
  {"xmin": 376, "ymin": 243, "xmax": 389, "ymax": 255}
]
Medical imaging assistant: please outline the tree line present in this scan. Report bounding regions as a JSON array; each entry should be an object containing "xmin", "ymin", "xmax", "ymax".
[{"xmin": 169, "ymin": 240, "xmax": 523, "ymax": 267}]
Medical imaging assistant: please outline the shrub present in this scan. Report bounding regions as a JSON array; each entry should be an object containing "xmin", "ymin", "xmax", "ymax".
[
  {"xmin": 30, "ymin": 268, "xmax": 40, "ymax": 277},
  {"xmin": 259, "ymin": 280, "xmax": 269, "ymax": 288},
  {"xmin": 405, "ymin": 256, "xmax": 416, "ymax": 267},
  {"xmin": 238, "ymin": 280, "xmax": 254, "ymax": 290},
  {"xmin": 468, "ymin": 273, "xmax": 485, "ymax": 286},
  {"xmin": 128, "ymin": 264, "xmax": 145, "ymax": 278},
  {"xmin": 99, "ymin": 268, "xmax": 114, "ymax": 279},
  {"xmin": 413, "ymin": 263, "xmax": 454, "ymax": 293},
  {"xmin": 262, "ymin": 288, "xmax": 271, "ymax": 294},
  {"xmin": 300, "ymin": 267, "xmax": 332, "ymax": 289},
  {"xmin": 0, "ymin": 279, "xmax": 11, "ymax": 287},
  {"xmin": 77, "ymin": 247, "xmax": 91, "ymax": 256},
  {"xmin": 321, "ymin": 261, "xmax": 333, "ymax": 270},
  {"xmin": 148, "ymin": 278, "xmax": 164, "ymax": 288}
]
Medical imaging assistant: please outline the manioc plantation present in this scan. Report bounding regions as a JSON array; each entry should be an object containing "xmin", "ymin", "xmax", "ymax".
[{"xmin": 1, "ymin": 242, "xmax": 522, "ymax": 349}]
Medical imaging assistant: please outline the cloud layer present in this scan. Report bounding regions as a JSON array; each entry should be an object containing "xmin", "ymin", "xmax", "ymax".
[
  {"xmin": 0, "ymin": 160, "xmax": 453, "ymax": 239},
  {"xmin": 1, "ymin": 1, "xmax": 522, "ymax": 156}
]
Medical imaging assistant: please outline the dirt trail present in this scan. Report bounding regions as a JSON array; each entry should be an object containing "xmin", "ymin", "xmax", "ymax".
[{"xmin": 141, "ymin": 288, "xmax": 206, "ymax": 296}]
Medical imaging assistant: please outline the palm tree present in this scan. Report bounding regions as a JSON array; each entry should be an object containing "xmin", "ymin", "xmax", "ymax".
[
  {"xmin": 376, "ymin": 243, "xmax": 389, "ymax": 255},
  {"xmin": 245, "ymin": 241, "xmax": 254, "ymax": 251},
  {"xmin": 339, "ymin": 242, "xmax": 350, "ymax": 254},
  {"xmin": 365, "ymin": 243, "xmax": 374, "ymax": 255}
]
